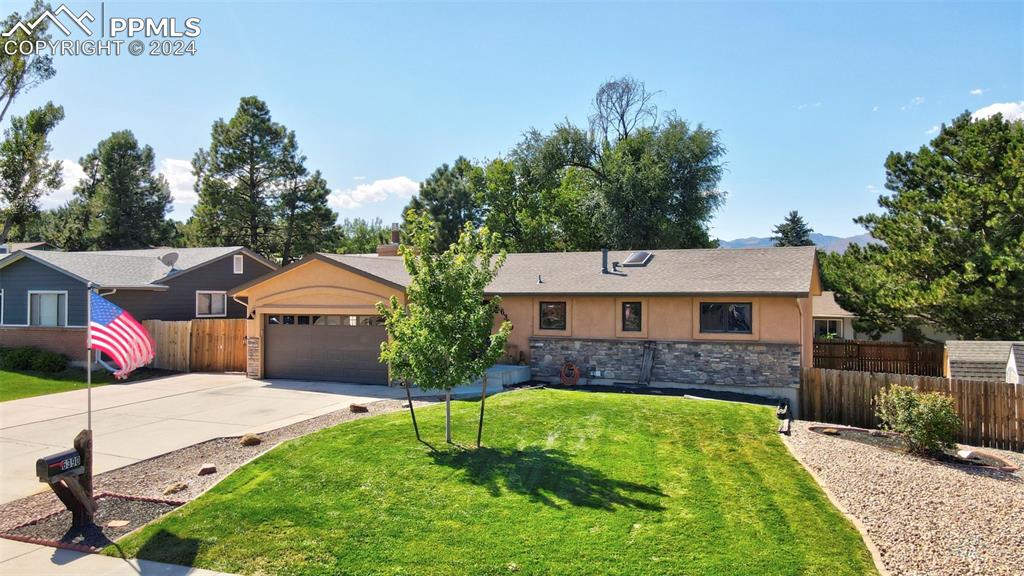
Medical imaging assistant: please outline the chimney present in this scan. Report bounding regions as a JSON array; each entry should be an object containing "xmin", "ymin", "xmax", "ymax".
[
  {"xmin": 601, "ymin": 248, "xmax": 609, "ymax": 273},
  {"xmin": 376, "ymin": 222, "xmax": 401, "ymax": 256}
]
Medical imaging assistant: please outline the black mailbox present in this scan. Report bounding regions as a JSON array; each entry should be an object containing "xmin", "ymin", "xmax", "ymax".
[{"xmin": 36, "ymin": 449, "xmax": 84, "ymax": 483}]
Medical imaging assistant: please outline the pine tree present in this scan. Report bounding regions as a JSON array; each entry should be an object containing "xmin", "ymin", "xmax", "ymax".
[{"xmin": 772, "ymin": 210, "xmax": 814, "ymax": 247}]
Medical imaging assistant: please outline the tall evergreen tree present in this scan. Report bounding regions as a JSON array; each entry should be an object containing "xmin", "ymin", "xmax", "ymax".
[
  {"xmin": 771, "ymin": 210, "xmax": 814, "ymax": 246},
  {"xmin": 76, "ymin": 130, "xmax": 174, "ymax": 249},
  {"xmin": 278, "ymin": 170, "xmax": 339, "ymax": 264},
  {"xmin": 191, "ymin": 96, "xmax": 294, "ymax": 254},
  {"xmin": 822, "ymin": 112, "xmax": 1024, "ymax": 340},
  {"xmin": 403, "ymin": 157, "xmax": 482, "ymax": 251},
  {"xmin": 336, "ymin": 217, "xmax": 388, "ymax": 254}
]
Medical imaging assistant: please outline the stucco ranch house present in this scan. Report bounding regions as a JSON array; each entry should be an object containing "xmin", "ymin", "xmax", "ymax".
[
  {"xmin": 231, "ymin": 246, "xmax": 821, "ymax": 406},
  {"xmin": 0, "ymin": 247, "xmax": 277, "ymax": 364}
]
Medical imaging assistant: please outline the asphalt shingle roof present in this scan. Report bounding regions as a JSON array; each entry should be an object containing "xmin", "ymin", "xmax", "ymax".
[
  {"xmin": 813, "ymin": 291, "xmax": 857, "ymax": 317},
  {"xmin": 946, "ymin": 340, "xmax": 1021, "ymax": 382},
  {"xmin": 9, "ymin": 247, "xmax": 252, "ymax": 289},
  {"xmin": 320, "ymin": 246, "xmax": 818, "ymax": 295}
]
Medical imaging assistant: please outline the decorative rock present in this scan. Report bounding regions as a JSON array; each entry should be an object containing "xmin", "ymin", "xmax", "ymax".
[
  {"xmin": 869, "ymin": 430, "xmax": 887, "ymax": 437},
  {"xmin": 349, "ymin": 403, "xmax": 369, "ymax": 413},
  {"xmin": 957, "ymin": 449, "xmax": 977, "ymax": 460},
  {"xmin": 821, "ymin": 428, "xmax": 841, "ymax": 436},
  {"xmin": 163, "ymin": 481, "xmax": 188, "ymax": 495},
  {"xmin": 197, "ymin": 463, "xmax": 217, "ymax": 476},
  {"xmin": 240, "ymin": 433, "xmax": 262, "ymax": 447},
  {"xmin": 106, "ymin": 519, "xmax": 130, "ymax": 528}
]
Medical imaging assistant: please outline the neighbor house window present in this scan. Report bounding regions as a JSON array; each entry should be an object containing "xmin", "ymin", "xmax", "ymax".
[
  {"xmin": 815, "ymin": 319, "xmax": 843, "ymax": 339},
  {"xmin": 539, "ymin": 301, "xmax": 567, "ymax": 330},
  {"xmin": 621, "ymin": 301, "xmax": 642, "ymax": 332},
  {"xmin": 29, "ymin": 291, "xmax": 67, "ymax": 327},
  {"xmin": 700, "ymin": 302, "xmax": 752, "ymax": 334},
  {"xmin": 233, "ymin": 254, "xmax": 244, "ymax": 274},
  {"xmin": 196, "ymin": 291, "xmax": 227, "ymax": 318}
]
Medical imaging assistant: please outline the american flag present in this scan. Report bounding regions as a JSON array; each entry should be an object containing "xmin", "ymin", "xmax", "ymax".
[{"xmin": 89, "ymin": 292, "xmax": 155, "ymax": 379}]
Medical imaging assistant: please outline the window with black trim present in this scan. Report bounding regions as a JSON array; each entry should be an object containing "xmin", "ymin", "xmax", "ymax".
[
  {"xmin": 699, "ymin": 302, "xmax": 752, "ymax": 334},
  {"xmin": 539, "ymin": 301, "xmax": 567, "ymax": 330},
  {"xmin": 621, "ymin": 301, "xmax": 642, "ymax": 332}
]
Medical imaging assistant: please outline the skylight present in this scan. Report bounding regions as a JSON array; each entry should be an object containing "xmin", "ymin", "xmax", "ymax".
[{"xmin": 622, "ymin": 251, "xmax": 652, "ymax": 267}]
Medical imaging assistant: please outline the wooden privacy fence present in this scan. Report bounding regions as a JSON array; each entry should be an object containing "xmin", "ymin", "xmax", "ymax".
[
  {"xmin": 142, "ymin": 319, "xmax": 246, "ymax": 373},
  {"xmin": 800, "ymin": 367, "xmax": 1023, "ymax": 452},
  {"xmin": 813, "ymin": 339, "xmax": 944, "ymax": 376}
]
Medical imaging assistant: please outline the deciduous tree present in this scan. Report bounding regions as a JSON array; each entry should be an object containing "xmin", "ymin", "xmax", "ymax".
[
  {"xmin": 0, "ymin": 102, "xmax": 63, "ymax": 245},
  {"xmin": 0, "ymin": 1, "xmax": 57, "ymax": 124},
  {"xmin": 378, "ymin": 211, "xmax": 512, "ymax": 444}
]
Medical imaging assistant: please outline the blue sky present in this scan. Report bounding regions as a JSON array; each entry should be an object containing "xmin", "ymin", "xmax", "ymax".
[{"xmin": 8, "ymin": 1, "xmax": 1023, "ymax": 241}]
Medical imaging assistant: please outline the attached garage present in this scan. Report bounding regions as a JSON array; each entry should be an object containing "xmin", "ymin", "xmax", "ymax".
[
  {"xmin": 263, "ymin": 314, "xmax": 388, "ymax": 384},
  {"xmin": 230, "ymin": 254, "xmax": 410, "ymax": 384}
]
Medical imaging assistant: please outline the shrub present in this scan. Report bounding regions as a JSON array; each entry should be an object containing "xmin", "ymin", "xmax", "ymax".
[
  {"xmin": 0, "ymin": 347, "xmax": 69, "ymax": 373},
  {"xmin": 31, "ymin": 350, "xmax": 69, "ymax": 373},
  {"xmin": 875, "ymin": 385, "xmax": 961, "ymax": 455}
]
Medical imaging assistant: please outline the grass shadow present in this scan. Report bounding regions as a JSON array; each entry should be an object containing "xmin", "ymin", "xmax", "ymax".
[
  {"xmin": 107, "ymin": 528, "xmax": 201, "ymax": 570},
  {"xmin": 429, "ymin": 446, "xmax": 666, "ymax": 511}
]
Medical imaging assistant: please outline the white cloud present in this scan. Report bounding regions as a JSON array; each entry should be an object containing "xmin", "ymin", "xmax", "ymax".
[
  {"xmin": 159, "ymin": 158, "xmax": 198, "ymax": 210},
  {"xmin": 352, "ymin": 176, "xmax": 366, "ymax": 181},
  {"xmin": 865, "ymin": 184, "xmax": 879, "ymax": 195},
  {"xmin": 40, "ymin": 160, "xmax": 84, "ymax": 209},
  {"xmin": 971, "ymin": 101, "xmax": 1024, "ymax": 122},
  {"xmin": 925, "ymin": 125, "xmax": 940, "ymax": 135},
  {"xmin": 793, "ymin": 102, "xmax": 822, "ymax": 110},
  {"xmin": 969, "ymin": 88, "xmax": 984, "ymax": 96},
  {"xmin": 872, "ymin": 105, "xmax": 879, "ymax": 112},
  {"xmin": 329, "ymin": 176, "xmax": 419, "ymax": 210},
  {"xmin": 900, "ymin": 96, "xmax": 925, "ymax": 111}
]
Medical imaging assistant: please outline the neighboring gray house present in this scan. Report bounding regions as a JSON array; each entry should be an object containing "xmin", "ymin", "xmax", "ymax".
[
  {"xmin": 0, "ymin": 247, "xmax": 277, "ymax": 362},
  {"xmin": 946, "ymin": 341, "xmax": 1024, "ymax": 384},
  {"xmin": 813, "ymin": 290, "xmax": 958, "ymax": 343}
]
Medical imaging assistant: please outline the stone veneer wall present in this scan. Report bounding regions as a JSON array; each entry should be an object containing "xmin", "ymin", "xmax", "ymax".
[
  {"xmin": 246, "ymin": 336, "xmax": 261, "ymax": 379},
  {"xmin": 529, "ymin": 337, "xmax": 801, "ymax": 388}
]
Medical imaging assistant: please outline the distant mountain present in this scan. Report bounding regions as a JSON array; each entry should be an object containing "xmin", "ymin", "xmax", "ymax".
[{"xmin": 718, "ymin": 233, "xmax": 875, "ymax": 253}]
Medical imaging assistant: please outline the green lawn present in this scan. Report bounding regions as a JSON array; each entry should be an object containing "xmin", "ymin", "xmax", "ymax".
[
  {"xmin": 111, "ymin": 389, "xmax": 877, "ymax": 576},
  {"xmin": 0, "ymin": 368, "xmax": 165, "ymax": 402}
]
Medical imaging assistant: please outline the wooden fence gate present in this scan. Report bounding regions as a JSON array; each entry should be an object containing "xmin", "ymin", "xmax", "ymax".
[
  {"xmin": 800, "ymin": 367, "xmax": 1023, "ymax": 452},
  {"xmin": 142, "ymin": 319, "xmax": 246, "ymax": 373}
]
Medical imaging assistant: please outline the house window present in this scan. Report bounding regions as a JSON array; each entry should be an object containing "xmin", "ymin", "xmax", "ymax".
[
  {"xmin": 699, "ymin": 302, "xmax": 753, "ymax": 334},
  {"xmin": 621, "ymin": 301, "xmax": 642, "ymax": 332},
  {"xmin": 196, "ymin": 291, "xmax": 227, "ymax": 318},
  {"xmin": 29, "ymin": 291, "xmax": 67, "ymax": 327},
  {"xmin": 233, "ymin": 254, "xmax": 244, "ymax": 275},
  {"xmin": 815, "ymin": 319, "xmax": 843, "ymax": 339},
  {"xmin": 539, "ymin": 301, "xmax": 567, "ymax": 330}
]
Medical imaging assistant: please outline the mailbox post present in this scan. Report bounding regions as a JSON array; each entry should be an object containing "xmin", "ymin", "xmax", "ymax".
[{"xmin": 36, "ymin": 429, "xmax": 95, "ymax": 528}]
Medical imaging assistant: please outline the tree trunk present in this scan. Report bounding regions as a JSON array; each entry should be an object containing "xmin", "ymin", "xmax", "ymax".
[
  {"xmin": 404, "ymin": 380, "xmax": 420, "ymax": 441},
  {"xmin": 476, "ymin": 372, "xmax": 488, "ymax": 448},
  {"xmin": 0, "ymin": 218, "xmax": 11, "ymax": 247},
  {"xmin": 445, "ymin": 389, "xmax": 452, "ymax": 444}
]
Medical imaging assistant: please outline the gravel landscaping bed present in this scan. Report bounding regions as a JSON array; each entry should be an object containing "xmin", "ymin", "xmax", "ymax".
[
  {"xmin": 3, "ymin": 495, "xmax": 180, "ymax": 551},
  {"xmin": 784, "ymin": 420, "xmax": 1024, "ymax": 576},
  {"xmin": 0, "ymin": 397, "xmax": 433, "ymax": 535}
]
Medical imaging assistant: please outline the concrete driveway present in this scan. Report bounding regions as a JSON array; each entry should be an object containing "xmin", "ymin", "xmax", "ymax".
[{"xmin": 0, "ymin": 373, "xmax": 413, "ymax": 504}]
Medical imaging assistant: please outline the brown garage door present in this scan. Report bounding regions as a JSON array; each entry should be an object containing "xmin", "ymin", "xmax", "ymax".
[{"xmin": 263, "ymin": 314, "xmax": 388, "ymax": 384}]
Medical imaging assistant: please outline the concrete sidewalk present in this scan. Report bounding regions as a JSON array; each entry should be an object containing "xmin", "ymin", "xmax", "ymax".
[
  {"xmin": 0, "ymin": 373, "xmax": 415, "ymax": 504},
  {"xmin": 1, "ymin": 537, "xmax": 233, "ymax": 575}
]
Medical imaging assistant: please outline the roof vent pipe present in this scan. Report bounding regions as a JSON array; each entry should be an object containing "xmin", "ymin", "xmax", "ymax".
[
  {"xmin": 601, "ymin": 248, "xmax": 609, "ymax": 274},
  {"xmin": 390, "ymin": 223, "xmax": 400, "ymax": 244}
]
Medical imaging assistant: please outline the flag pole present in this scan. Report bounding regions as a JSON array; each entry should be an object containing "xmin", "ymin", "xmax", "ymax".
[{"xmin": 86, "ymin": 283, "xmax": 92, "ymax": 432}]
